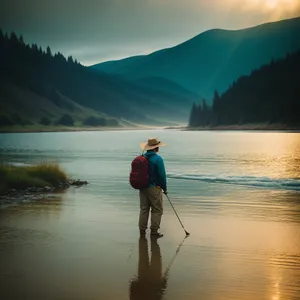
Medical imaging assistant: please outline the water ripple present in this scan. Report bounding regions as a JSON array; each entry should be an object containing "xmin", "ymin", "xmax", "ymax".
[{"xmin": 168, "ymin": 173, "xmax": 300, "ymax": 191}]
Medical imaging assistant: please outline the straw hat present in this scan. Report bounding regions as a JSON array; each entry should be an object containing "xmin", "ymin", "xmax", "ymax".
[{"xmin": 140, "ymin": 137, "xmax": 167, "ymax": 151}]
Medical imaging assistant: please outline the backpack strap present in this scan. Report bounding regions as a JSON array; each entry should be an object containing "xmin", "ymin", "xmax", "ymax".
[{"xmin": 143, "ymin": 153, "xmax": 155, "ymax": 185}]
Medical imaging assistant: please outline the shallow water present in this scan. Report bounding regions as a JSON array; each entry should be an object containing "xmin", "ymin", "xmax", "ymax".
[{"xmin": 0, "ymin": 130, "xmax": 300, "ymax": 300}]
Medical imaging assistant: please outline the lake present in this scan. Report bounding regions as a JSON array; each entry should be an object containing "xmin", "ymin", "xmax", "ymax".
[{"xmin": 0, "ymin": 130, "xmax": 300, "ymax": 300}]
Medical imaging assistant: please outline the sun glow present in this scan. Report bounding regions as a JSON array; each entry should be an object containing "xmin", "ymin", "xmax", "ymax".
[
  {"xmin": 265, "ymin": 0, "xmax": 280, "ymax": 9},
  {"xmin": 230, "ymin": 0, "xmax": 297, "ymax": 10},
  {"xmin": 229, "ymin": 0, "xmax": 300, "ymax": 21},
  {"xmin": 264, "ymin": 0, "xmax": 297, "ymax": 9}
]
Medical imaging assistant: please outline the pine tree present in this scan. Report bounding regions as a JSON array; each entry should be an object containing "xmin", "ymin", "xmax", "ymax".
[
  {"xmin": 31, "ymin": 44, "xmax": 38, "ymax": 52},
  {"xmin": 10, "ymin": 32, "xmax": 18, "ymax": 44},
  {"xmin": 189, "ymin": 103, "xmax": 197, "ymax": 127},
  {"xmin": 19, "ymin": 35, "xmax": 24, "ymax": 45},
  {"xmin": 212, "ymin": 90, "xmax": 220, "ymax": 111},
  {"xmin": 202, "ymin": 99, "xmax": 210, "ymax": 126},
  {"xmin": 196, "ymin": 104, "xmax": 203, "ymax": 127},
  {"xmin": 212, "ymin": 90, "xmax": 221, "ymax": 125},
  {"xmin": 67, "ymin": 55, "xmax": 74, "ymax": 64},
  {"xmin": 55, "ymin": 52, "xmax": 66, "ymax": 63},
  {"xmin": 0, "ymin": 29, "xmax": 3, "ymax": 46},
  {"xmin": 46, "ymin": 46, "xmax": 52, "ymax": 57}
]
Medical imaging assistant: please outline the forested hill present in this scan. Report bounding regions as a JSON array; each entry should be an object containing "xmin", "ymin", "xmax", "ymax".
[
  {"xmin": 0, "ymin": 30, "xmax": 197, "ymax": 128},
  {"xmin": 92, "ymin": 17, "xmax": 300, "ymax": 100},
  {"xmin": 189, "ymin": 50, "xmax": 300, "ymax": 128}
]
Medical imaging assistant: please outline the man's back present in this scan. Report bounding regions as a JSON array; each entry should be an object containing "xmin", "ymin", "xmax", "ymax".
[{"xmin": 144, "ymin": 150, "xmax": 167, "ymax": 192}]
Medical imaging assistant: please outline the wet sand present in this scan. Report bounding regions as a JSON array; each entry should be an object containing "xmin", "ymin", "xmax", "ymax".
[
  {"xmin": 1, "ymin": 189, "xmax": 300, "ymax": 300},
  {"xmin": 0, "ymin": 130, "xmax": 299, "ymax": 300}
]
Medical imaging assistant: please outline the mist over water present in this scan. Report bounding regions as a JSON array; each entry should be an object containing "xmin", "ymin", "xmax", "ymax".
[{"xmin": 0, "ymin": 130, "xmax": 300, "ymax": 300}]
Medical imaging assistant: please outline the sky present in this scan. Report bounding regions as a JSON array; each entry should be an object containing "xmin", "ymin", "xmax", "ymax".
[{"xmin": 1, "ymin": 0, "xmax": 300, "ymax": 66}]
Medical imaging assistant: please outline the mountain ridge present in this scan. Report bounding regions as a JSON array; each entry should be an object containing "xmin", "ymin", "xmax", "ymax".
[
  {"xmin": 92, "ymin": 16, "xmax": 300, "ymax": 100},
  {"xmin": 0, "ymin": 30, "xmax": 198, "ymax": 128}
]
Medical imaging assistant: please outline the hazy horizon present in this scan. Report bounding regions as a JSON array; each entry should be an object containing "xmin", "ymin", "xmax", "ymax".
[{"xmin": 1, "ymin": 0, "xmax": 300, "ymax": 66}]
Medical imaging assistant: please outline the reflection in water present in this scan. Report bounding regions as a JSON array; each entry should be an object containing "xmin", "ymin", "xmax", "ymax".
[
  {"xmin": 0, "ymin": 132, "xmax": 300, "ymax": 299},
  {"xmin": 129, "ymin": 236, "xmax": 168, "ymax": 300}
]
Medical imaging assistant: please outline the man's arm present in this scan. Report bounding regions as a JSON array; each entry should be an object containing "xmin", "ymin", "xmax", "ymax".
[{"xmin": 157, "ymin": 157, "xmax": 167, "ymax": 192}]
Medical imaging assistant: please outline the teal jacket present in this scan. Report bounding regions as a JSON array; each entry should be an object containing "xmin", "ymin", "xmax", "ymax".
[{"xmin": 144, "ymin": 150, "xmax": 167, "ymax": 192}]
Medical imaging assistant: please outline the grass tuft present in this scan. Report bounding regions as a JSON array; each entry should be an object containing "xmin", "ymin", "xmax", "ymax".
[
  {"xmin": 26, "ymin": 162, "xmax": 68, "ymax": 186},
  {"xmin": 0, "ymin": 162, "xmax": 68, "ymax": 194}
]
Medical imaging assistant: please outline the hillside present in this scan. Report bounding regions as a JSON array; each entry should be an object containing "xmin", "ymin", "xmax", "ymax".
[
  {"xmin": 189, "ymin": 50, "xmax": 300, "ymax": 127},
  {"xmin": 133, "ymin": 76, "xmax": 200, "ymax": 98},
  {"xmin": 0, "ymin": 30, "xmax": 198, "ymax": 128},
  {"xmin": 92, "ymin": 17, "xmax": 300, "ymax": 100},
  {"xmin": 0, "ymin": 77, "xmax": 116, "ymax": 126}
]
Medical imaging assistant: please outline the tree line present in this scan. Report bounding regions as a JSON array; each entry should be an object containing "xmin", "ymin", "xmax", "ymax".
[
  {"xmin": 0, "ymin": 29, "xmax": 83, "ymax": 99},
  {"xmin": 0, "ymin": 29, "xmax": 80, "ymax": 69},
  {"xmin": 0, "ymin": 30, "xmax": 114, "ymax": 127},
  {"xmin": 189, "ymin": 50, "xmax": 300, "ymax": 127},
  {"xmin": 0, "ymin": 29, "xmax": 145, "ymax": 126}
]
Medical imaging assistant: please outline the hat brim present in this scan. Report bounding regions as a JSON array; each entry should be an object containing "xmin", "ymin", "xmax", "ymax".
[{"xmin": 140, "ymin": 141, "xmax": 167, "ymax": 151}]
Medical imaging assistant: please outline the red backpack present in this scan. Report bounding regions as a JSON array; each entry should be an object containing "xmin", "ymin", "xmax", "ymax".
[{"xmin": 129, "ymin": 155, "xmax": 150, "ymax": 190}]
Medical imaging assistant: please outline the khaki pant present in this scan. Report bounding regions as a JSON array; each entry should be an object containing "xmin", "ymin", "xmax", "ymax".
[{"xmin": 139, "ymin": 186, "xmax": 163, "ymax": 231}]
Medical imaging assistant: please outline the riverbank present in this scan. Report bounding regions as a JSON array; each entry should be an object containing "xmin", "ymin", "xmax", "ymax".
[
  {"xmin": 185, "ymin": 123, "xmax": 300, "ymax": 131},
  {"xmin": 0, "ymin": 162, "xmax": 68, "ymax": 194},
  {"xmin": 2, "ymin": 123, "xmax": 299, "ymax": 134},
  {"xmin": 0, "ymin": 179, "xmax": 88, "ymax": 206},
  {"xmin": 0, "ymin": 124, "xmax": 153, "ymax": 134},
  {"xmin": 0, "ymin": 163, "xmax": 88, "ymax": 205}
]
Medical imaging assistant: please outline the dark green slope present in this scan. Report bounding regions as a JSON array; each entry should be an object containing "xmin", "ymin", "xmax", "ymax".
[
  {"xmin": 0, "ymin": 31, "xmax": 198, "ymax": 127},
  {"xmin": 189, "ymin": 50, "xmax": 300, "ymax": 127},
  {"xmin": 92, "ymin": 17, "xmax": 300, "ymax": 100}
]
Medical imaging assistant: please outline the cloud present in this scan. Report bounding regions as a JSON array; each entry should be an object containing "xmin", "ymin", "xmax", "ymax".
[{"xmin": 0, "ymin": 0, "xmax": 299, "ymax": 64}]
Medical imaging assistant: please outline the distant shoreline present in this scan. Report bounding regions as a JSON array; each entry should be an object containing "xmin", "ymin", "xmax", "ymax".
[
  {"xmin": 0, "ymin": 125, "xmax": 154, "ymax": 134},
  {"xmin": 1, "ymin": 123, "xmax": 300, "ymax": 133},
  {"xmin": 183, "ymin": 123, "xmax": 300, "ymax": 131}
]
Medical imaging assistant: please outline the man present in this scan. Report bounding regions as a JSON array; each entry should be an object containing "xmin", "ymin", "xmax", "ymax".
[{"xmin": 139, "ymin": 137, "xmax": 167, "ymax": 237}]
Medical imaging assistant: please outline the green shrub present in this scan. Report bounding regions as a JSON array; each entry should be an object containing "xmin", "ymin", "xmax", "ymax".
[
  {"xmin": 0, "ymin": 113, "xmax": 13, "ymax": 126},
  {"xmin": 10, "ymin": 113, "xmax": 32, "ymax": 125},
  {"xmin": 40, "ymin": 116, "xmax": 51, "ymax": 126},
  {"xmin": 83, "ymin": 116, "xmax": 106, "ymax": 126},
  {"xmin": 57, "ymin": 114, "xmax": 74, "ymax": 126},
  {"xmin": 106, "ymin": 118, "xmax": 119, "ymax": 127}
]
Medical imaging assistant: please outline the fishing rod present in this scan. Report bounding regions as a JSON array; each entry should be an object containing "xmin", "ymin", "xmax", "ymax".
[{"xmin": 165, "ymin": 194, "xmax": 190, "ymax": 236}]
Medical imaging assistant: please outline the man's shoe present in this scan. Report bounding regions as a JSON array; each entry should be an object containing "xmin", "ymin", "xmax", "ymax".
[{"xmin": 150, "ymin": 231, "xmax": 163, "ymax": 238}]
